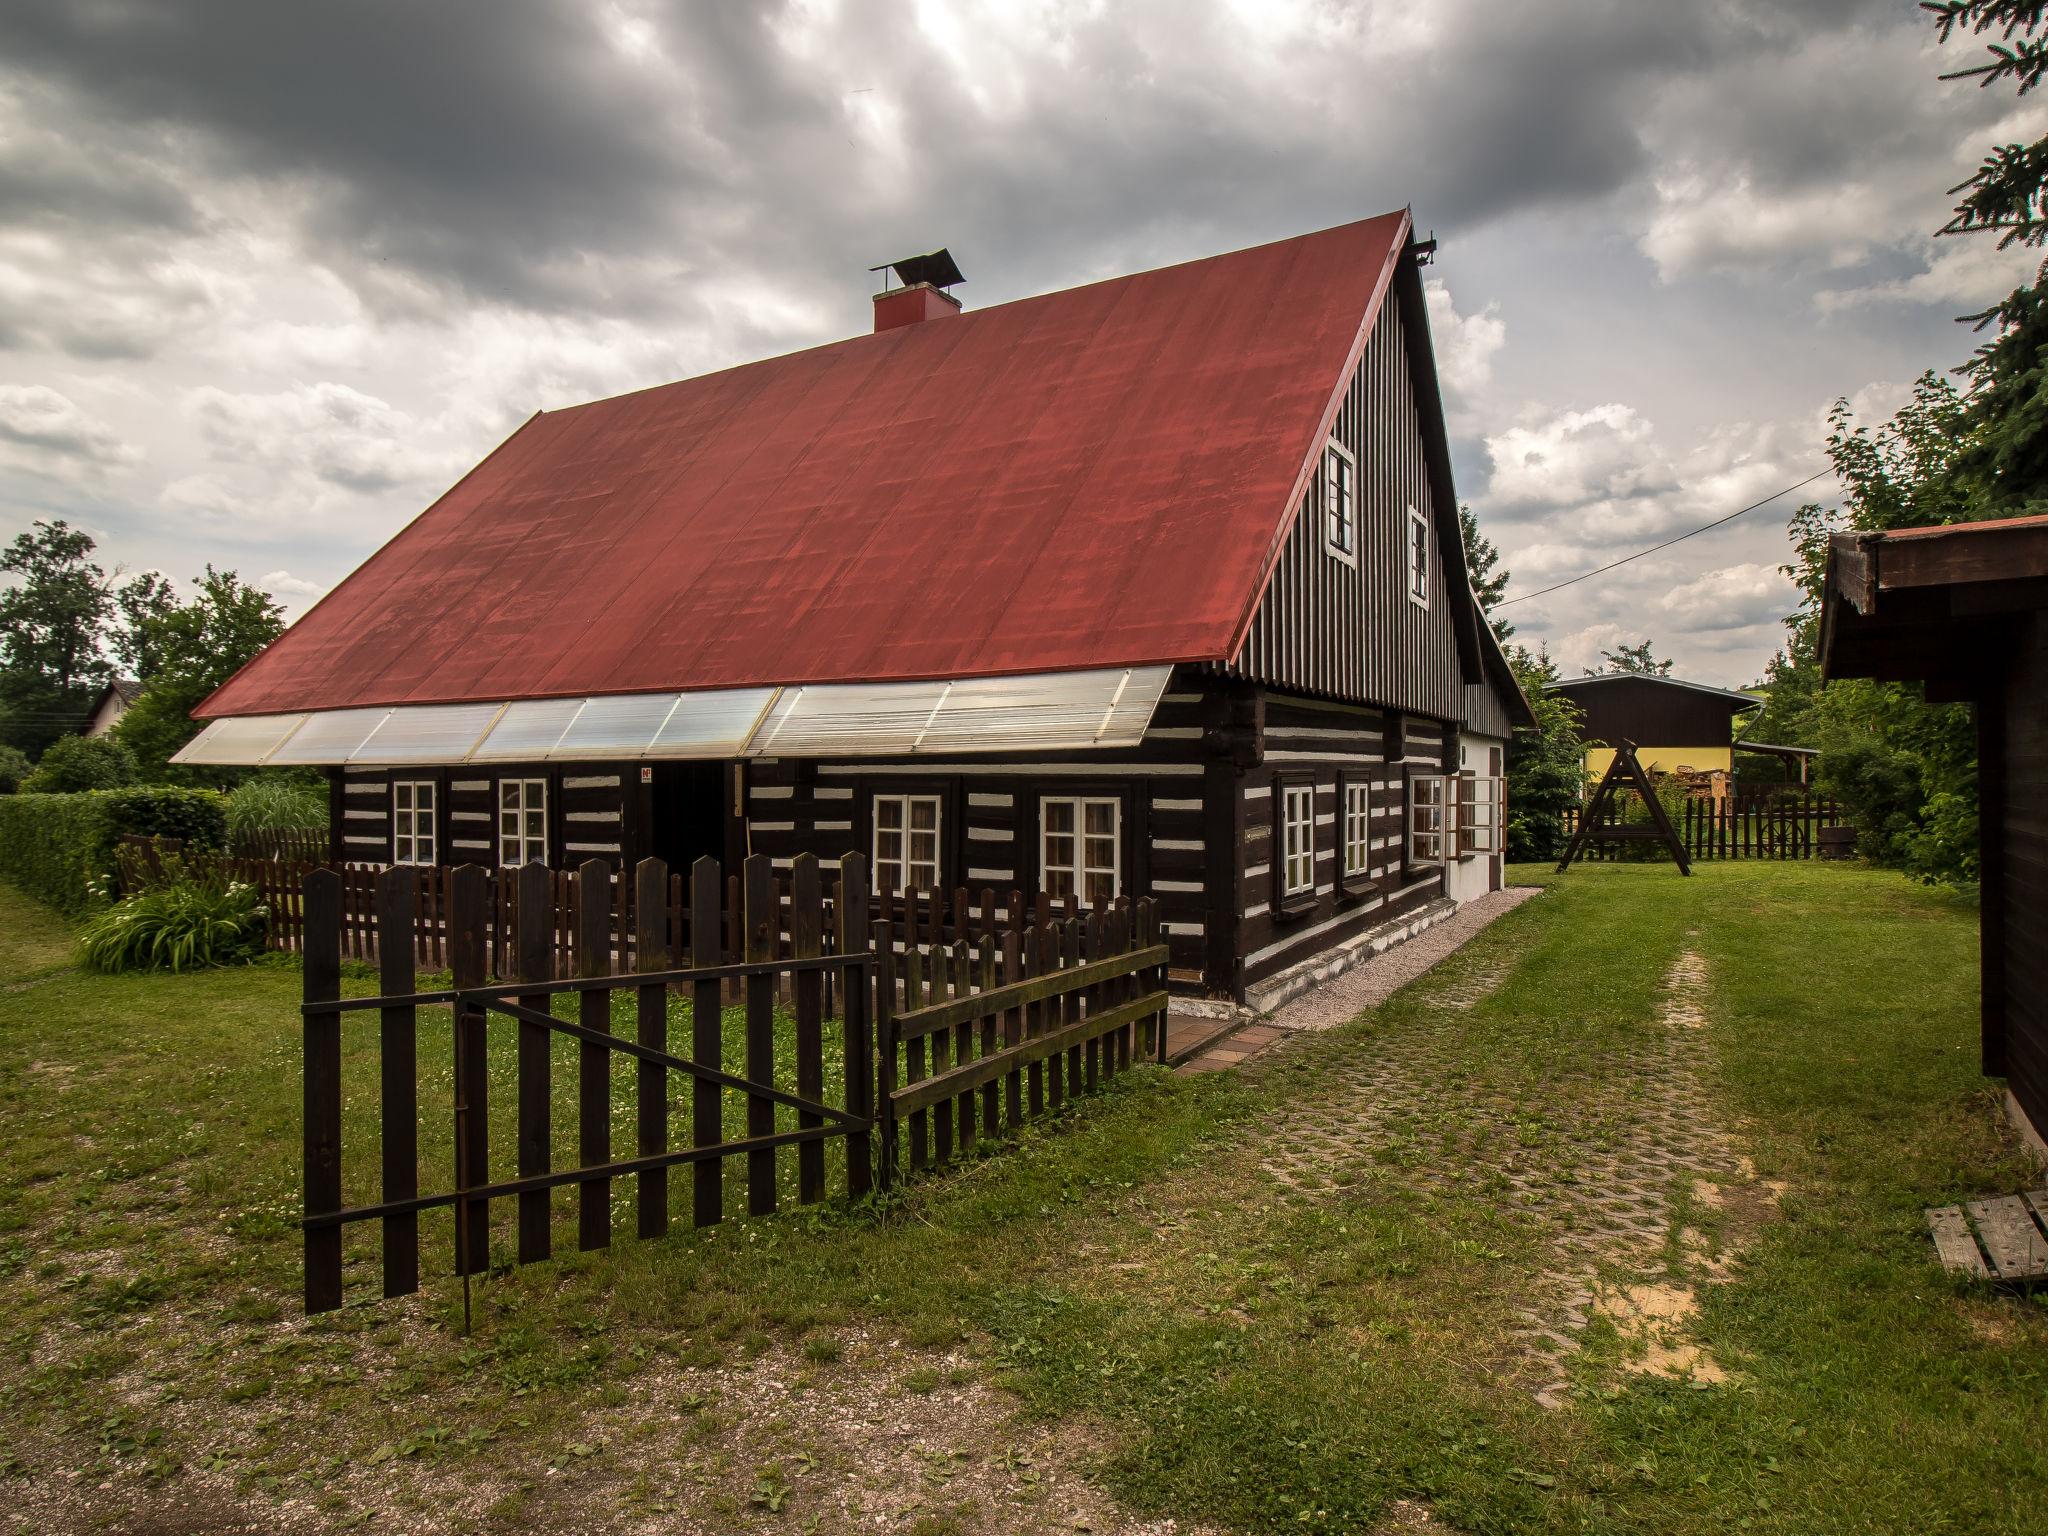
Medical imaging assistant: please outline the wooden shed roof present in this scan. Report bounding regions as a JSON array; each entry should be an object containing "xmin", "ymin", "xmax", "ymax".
[{"xmin": 200, "ymin": 212, "xmax": 1434, "ymax": 719}]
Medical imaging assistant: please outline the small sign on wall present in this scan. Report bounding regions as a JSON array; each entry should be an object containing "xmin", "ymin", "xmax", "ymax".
[{"xmin": 640, "ymin": 766, "xmax": 653, "ymax": 784}]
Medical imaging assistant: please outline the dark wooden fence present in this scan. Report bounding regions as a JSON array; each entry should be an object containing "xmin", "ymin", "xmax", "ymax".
[
  {"xmin": 298, "ymin": 853, "xmax": 1167, "ymax": 1315},
  {"xmin": 228, "ymin": 827, "xmax": 330, "ymax": 862},
  {"xmin": 1562, "ymin": 794, "xmax": 1845, "ymax": 862}
]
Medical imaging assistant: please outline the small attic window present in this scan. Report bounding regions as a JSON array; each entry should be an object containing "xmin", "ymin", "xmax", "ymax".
[
  {"xmin": 1323, "ymin": 440, "xmax": 1356, "ymax": 564},
  {"xmin": 1406, "ymin": 505, "xmax": 1429, "ymax": 609}
]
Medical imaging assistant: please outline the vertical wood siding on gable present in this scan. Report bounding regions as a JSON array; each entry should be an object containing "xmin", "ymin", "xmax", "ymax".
[{"xmin": 1231, "ymin": 292, "xmax": 1464, "ymax": 719}]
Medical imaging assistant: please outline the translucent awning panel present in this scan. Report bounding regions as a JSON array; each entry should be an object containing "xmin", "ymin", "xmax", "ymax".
[
  {"xmin": 352, "ymin": 702, "xmax": 505, "ymax": 764},
  {"xmin": 171, "ymin": 713, "xmax": 308, "ymax": 766},
  {"xmin": 646, "ymin": 688, "xmax": 777, "ymax": 757},
  {"xmin": 263, "ymin": 707, "xmax": 391, "ymax": 765},
  {"xmin": 746, "ymin": 667, "xmax": 1170, "ymax": 757},
  {"xmin": 173, "ymin": 670, "xmax": 1167, "ymax": 765},
  {"xmin": 468, "ymin": 697, "xmax": 583, "ymax": 761}
]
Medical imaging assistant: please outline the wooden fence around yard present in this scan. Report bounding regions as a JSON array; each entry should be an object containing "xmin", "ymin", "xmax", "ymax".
[
  {"xmin": 1562, "ymin": 794, "xmax": 1847, "ymax": 862},
  {"xmin": 297, "ymin": 852, "xmax": 1166, "ymax": 1315}
]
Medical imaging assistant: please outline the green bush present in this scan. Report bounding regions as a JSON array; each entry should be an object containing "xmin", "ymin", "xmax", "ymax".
[
  {"xmin": 0, "ymin": 786, "xmax": 227, "ymax": 915},
  {"xmin": 224, "ymin": 774, "xmax": 327, "ymax": 837},
  {"xmin": 77, "ymin": 879, "xmax": 268, "ymax": 973},
  {"xmin": 22, "ymin": 734, "xmax": 138, "ymax": 793},
  {"xmin": 0, "ymin": 744, "xmax": 28, "ymax": 794}
]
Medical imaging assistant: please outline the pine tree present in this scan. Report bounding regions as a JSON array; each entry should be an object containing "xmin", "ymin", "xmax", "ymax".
[{"xmin": 1458, "ymin": 504, "xmax": 1513, "ymax": 641}]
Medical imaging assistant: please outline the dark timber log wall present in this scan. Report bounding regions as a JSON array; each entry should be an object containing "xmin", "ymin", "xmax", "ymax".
[
  {"xmin": 331, "ymin": 764, "xmax": 644, "ymax": 871},
  {"xmin": 1232, "ymin": 285, "xmax": 1464, "ymax": 718},
  {"xmin": 740, "ymin": 672, "xmax": 1216, "ymax": 990},
  {"xmin": 1234, "ymin": 693, "xmax": 1454, "ymax": 994}
]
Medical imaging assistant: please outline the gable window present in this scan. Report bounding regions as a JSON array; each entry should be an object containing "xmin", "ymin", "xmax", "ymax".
[
  {"xmin": 1342, "ymin": 778, "xmax": 1371, "ymax": 878},
  {"xmin": 1406, "ymin": 771, "xmax": 1447, "ymax": 868},
  {"xmin": 498, "ymin": 777, "xmax": 548, "ymax": 867},
  {"xmin": 1042, "ymin": 797, "xmax": 1120, "ymax": 908},
  {"xmin": 1406, "ymin": 505, "xmax": 1430, "ymax": 609},
  {"xmin": 1281, "ymin": 782, "xmax": 1316, "ymax": 897},
  {"xmin": 393, "ymin": 779, "xmax": 437, "ymax": 866},
  {"xmin": 873, "ymin": 793, "xmax": 942, "ymax": 896},
  {"xmin": 1323, "ymin": 440, "xmax": 1357, "ymax": 562}
]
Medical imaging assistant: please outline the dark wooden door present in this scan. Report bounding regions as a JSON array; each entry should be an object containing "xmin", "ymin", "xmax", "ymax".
[{"xmin": 650, "ymin": 762, "xmax": 727, "ymax": 873}]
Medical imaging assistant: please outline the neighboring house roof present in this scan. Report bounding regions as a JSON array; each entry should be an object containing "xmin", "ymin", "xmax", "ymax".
[
  {"xmin": 1547, "ymin": 673, "xmax": 1761, "ymax": 712},
  {"xmin": 1822, "ymin": 515, "xmax": 2048, "ymax": 696},
  {"xmin": 200, "ymin": 211, "xmax": 1424, "ymax": 720}
]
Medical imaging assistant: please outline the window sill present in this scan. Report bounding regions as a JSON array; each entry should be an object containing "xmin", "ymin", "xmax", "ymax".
[
  {"xmin": 1272, "ymin": 892, "xmax": 1318, "ymax": 922},
  {"xmin": 1339, "ymin": 874, "xmax": 1376, "ymax": 901}
]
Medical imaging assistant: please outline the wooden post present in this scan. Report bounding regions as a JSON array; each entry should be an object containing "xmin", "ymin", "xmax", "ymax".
[
  {"xmin": 1002, "ymin": 914, "xmax": 1024, "ymax": 1130},
  {"xmin": 374, "ymin": 867, "xmax": 420, "ymax": 1299},
  {"xmin": 449, "ymin": 864, "xmax": 491, "ymax": 1277},
  {"xmin": 791, "ymin": 855, "xmax": 826, "ymax": 1205},
  {"xmin": 635, "ymin": 857, "xmax": 670, "ymax": 1240},
  {"xmin": 302, "ymin": 869, "xmax": 343, "ymax": 1315},
  {"xmin": 515, "ymin": 862, "xmax": 553, "ymax": 1266},
  {"xmin": 690, "ymin": 857, "xmax": 724, "ymax": 1226},
  {"xmin": 871, "ymin": 917, "xmax": 898, "ymax": 1191},
  {"xmin": 905, "ymin": 945, "xmax": 929, "ymax": 1171},
  {"xmin": 977, "ymin": 888, "xmax": 999, "ymax": 1138},
  {"xmin": 743, "ymin": 854, "xmax": 778, "ymax": 1216},
  {"xmin": 838, "ymin": 855, "xmax": 872, "ymax": 1198},
  {"xmin": 576, "ymin": 857, "xmax": 613, "ymax": 1251}
]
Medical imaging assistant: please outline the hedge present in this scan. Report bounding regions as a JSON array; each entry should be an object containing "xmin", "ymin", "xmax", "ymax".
[{"xmin": 0, "ymin": 787, "xmax": 228, "ymax": 916}]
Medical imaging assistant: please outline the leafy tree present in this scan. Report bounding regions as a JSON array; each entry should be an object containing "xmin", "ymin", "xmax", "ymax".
[
  {"xmin": 0, "ymin": 520, "xmax": 112, "ymax": 754},
  {"xmin": 1589, "ymin": 639, "xmax": 1673, "ymax": 677},
  {"xmin": 21, "ymin": 734, "xmax": 138, "ymax": 793},
  {"xmin": 0, "ymin": 743, "xmax": 30, "ymax": 793},
  {"xmin": 1503, "ymin": 643, "xmax": 1585, "ymax": 861},
  {"xmin": 1458, "ymin": 504, "xmax": 1513, "ymax": 640},
  {"xmin": 114, "ymin": 568, "xmax": 286, "ymax": 783},
  {"xmin": 1928, "ymin": 2, "xmax": 2048, "ymax": 513},
  {"xmin": 111, "ymin": 572, "xmax": 178, "ymax": 682}
]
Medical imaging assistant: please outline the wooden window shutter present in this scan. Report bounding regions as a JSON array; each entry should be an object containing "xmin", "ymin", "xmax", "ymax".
[{"xmin": 1457, "ymin": 770, "xmax": 1477, "ymax": 857}]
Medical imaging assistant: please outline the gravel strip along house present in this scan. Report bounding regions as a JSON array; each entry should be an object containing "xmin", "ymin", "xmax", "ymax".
[{"xmin": 177, "ymin": 210, "xmax": 1531, "ymax": 1009}]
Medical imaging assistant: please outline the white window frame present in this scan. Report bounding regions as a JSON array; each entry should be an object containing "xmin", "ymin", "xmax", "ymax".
[
  {"xmin": 498, "ymin": 777, "xmax": 548, "ymax": 867},
  {"xmin": 1281, "ymin": 782, "xmax": 1316, "ymax": 897},
  {"xmin": 1040, "ymin": 795, "xmax": 1121, "ymax": 909},
  {"xmin": 1407, "ymin": 772, "xmax": 1447, "ymax": 867},
  {"xmin": 1406, "ymin": 504, "xmax": 1430, "ymax": 610},
  {"xmin": 872, "ymin": 792, "xmax": 943, "ymax": 897},
  {"xmin": 392, "ymin": 779, "xmax": 437, "ymax": 866},
  {"xmin": 1323, "ymin": 439, "xmax": 1357, "ymax": 564},
  {"xmin": 1342, "ymin": 779, "xmax": 1371, "ymax": 878}
]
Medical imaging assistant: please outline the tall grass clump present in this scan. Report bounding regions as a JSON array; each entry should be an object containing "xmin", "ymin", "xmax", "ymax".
[{"xmin": 77, "ymin": 879, "xmax": 269, "ymax": 973}]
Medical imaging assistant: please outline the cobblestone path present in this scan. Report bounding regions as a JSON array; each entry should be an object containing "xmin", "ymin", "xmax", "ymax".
[{"xmin": 1247, "ymin": 938, "xmax": 1746, "ymax": 1406}]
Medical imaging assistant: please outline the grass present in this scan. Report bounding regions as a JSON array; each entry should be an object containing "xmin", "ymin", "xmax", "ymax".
[{"xmin": 0, "ymin": 862, "xmax": 2043, "ymax": 1533}]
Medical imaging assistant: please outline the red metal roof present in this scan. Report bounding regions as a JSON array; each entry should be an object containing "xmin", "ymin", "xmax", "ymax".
[{"xmin": 200, "ymin": 211, "xmax": 1412, "ymax": 718}]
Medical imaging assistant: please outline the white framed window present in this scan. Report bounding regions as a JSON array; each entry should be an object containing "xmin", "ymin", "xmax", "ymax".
[
  {"xmin": 1281, "ymin": 782, "xmax": 1316, "ymax": 897},
  {"xmin": 392, "ymin": 779, "xmax": 437, "ymax": 866},
  {"xmin": 498, "ymin": 777, "xmax": 548, "ymax": 867},
  {"xmin": 1041, "ymin": 796, "xmax": 1120, "ymax": 908},
  {"xmin": 1342, "ymin": 779, "xmax": 1371, "ymax": 877},
  {"xmin": 873, "ymin": 793, "xmax": 942, "ymax": 896},
  {"xmin": 1406, "ymin": 504, "xmax": 1430, "ymax": 609},
  {"xmin": 1323, "ymin": 440, "xmax": 1357, "ymax": 562},
  {"xmin": 1407, "ymin": 772, "xmax": 1447, "ymax": 867}
]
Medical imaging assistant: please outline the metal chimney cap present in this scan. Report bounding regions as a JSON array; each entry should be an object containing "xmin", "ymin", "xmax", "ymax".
[{"xmin": 869, "ymin": 248, "xmax": 965, "ymax": 290}]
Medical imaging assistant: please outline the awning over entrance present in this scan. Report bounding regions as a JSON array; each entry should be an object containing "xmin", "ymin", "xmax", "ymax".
[{"xmin": 171, "ymin": 666, "xmax": 1174, "ymax": 767}]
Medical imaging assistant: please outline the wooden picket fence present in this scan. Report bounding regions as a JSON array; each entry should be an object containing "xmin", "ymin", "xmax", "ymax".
[
  {"xmin": 298, "ymin": 853, "xmax": 1168, "ymax": 1315},
  {"xmin": 1562, "ymin": 794, "xmax": 1845, "ymax": 862}
]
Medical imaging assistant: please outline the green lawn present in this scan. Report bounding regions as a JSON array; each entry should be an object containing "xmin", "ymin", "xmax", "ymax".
[{"xmin": 0, "ymin": 862, "xmax": 2043, "ymax": 1534}]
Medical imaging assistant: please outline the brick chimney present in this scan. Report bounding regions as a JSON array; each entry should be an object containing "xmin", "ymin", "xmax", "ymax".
[{"xmin": 870, "ymin": 248, "xmax": 964, "ymax": 333}]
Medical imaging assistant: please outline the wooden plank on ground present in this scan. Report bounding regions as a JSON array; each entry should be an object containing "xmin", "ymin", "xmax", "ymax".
[
  {"xmin": 1926, "ymin": 1205, "xmax": 1988, "ymax": 1277},
  {"xmin": 1967, "ymin": 1197, "xmax": 2048, "ymax": 1279}
]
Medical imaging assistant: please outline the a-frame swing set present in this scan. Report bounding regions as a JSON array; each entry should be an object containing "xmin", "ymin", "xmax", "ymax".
[{"xmin": 1555, "ymin": 739, "xmax": 1691, "ymax": 875}]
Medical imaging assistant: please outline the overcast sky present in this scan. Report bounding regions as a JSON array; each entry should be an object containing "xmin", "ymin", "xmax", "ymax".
[{"xmin": 0, "ymin": 0, "xmax": 2035, "ymax": 689}]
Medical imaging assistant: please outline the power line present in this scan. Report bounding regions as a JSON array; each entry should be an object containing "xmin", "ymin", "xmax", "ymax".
[{"xmin": 1493, "ymin": 466, "xmax": 1836, "ymax": 609}]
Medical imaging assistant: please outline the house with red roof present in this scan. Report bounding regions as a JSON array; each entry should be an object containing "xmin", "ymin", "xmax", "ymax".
[{"xmin": 178, "ymin": 210, "xmax": 1531, "ymax": 1010}]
